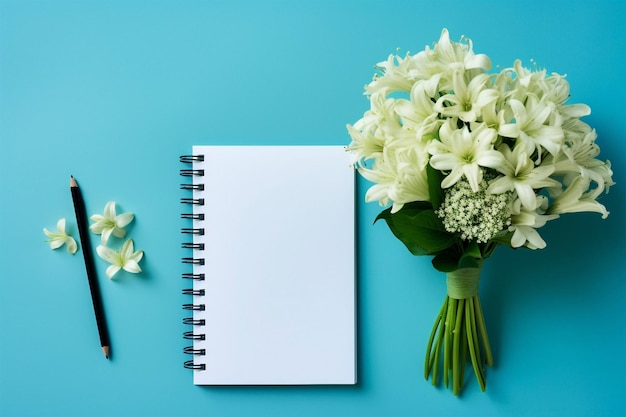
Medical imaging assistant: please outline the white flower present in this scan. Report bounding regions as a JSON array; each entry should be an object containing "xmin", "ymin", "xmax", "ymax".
[
  {"xmin": 436, "ymin": 178, "xmax": 512, "ymax": 243},
  {"xmin": 366, "ymin": 52, "xmax": 417, "ymax": 96},
  {"xmin": 428, "ymin": 121, "xmax": 504, "ymax": 192},
  {"xmin": 365, "ymin": 28, "xmax": 492, "ymax": 97},
  {"xmin": 43, "ymin": 218, "xmax": 78, "ymax": 254},
  {"xmin": 556, "ymin": 128, "xmax": 614, "ymax": 195},
  {"xmin": 359, "ymin": 146, "xmax": 430, "ymax": 213},
  {"xmin": 509, "ymin": 196, "xmax": 559, "ymax": 249},
  {"xmin": 434, "ymin": 72, "xmax": 498, "ymax": 123},
  {"xmin": 488, "ymin": 143, "xmax": 560, "ymax": 210},
  {"xmin": 426, "ymin": 28, "xmax": 492, "ymax": 89},
  {"xmin": 346, "ymin": 29, "xmax": 613, "ymax": 253},
  {"xmin": 547, "ymin": 175, "xmax": 610, "ymax": 219},
  {"xmin": 394, "ymin": 78, "xmax": 441, "ymax": 135},
  {"xmin": 498, "ymin": 96, "xmax": 564, "ymax": 161},
  {"xmin": 89, "ymin": 201, "xmax": 134, "ymax": 245},
  {"xmin": 96, "ymin": 239, "xmax": 144, "ymax": 279}
]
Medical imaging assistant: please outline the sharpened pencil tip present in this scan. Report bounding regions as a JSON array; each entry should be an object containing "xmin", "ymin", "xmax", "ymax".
[
  {"xmin": 103, "ymin": 346, "xmax": 110, "ymax": 359},
  {"xmin": 70, "ymin": 176, "xmax": 77, "ymax": 187}
]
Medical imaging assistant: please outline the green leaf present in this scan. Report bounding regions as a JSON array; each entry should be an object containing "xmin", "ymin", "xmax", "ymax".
[
  {"xmin": 458, "ymin": 241, "xmax": 482, "ymax": 269},
  {"xmin": 375, "ymin": 202, "xmax": 458, "ymax": 256},
  {"xmin": 427, "ymin": 163, "xmax": 445, "ymax": 209},
  {"xmin": 432, "ymin": 249, "xmax": 461, "ymax": 272},
  {"xmin": 458, "ymin": 256, "xmax": 481, "ymax": 269},
  {"xmin": 489, "ymin": 230, "xmax": 514, "ymax": 247}
]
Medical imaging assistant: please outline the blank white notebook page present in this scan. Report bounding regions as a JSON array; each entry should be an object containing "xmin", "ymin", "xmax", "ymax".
[{"xmin": 190, "ymin": 145, "xmax": 355, "ymax": 385}]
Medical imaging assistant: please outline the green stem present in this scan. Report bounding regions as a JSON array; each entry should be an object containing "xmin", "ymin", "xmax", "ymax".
[
  {"xmin": 470, "ymin": 297, "xmax": 483, "ymax": 369},
  {"xmin": 452, "ymin": 298, "xmax": 465, "ymax": 395},
  {"xmin": 474, "ymin": 295, "xmax": 493, "ymax": 367},
  {"xmin": 423, "ymin": 267, "xmax": 494, "ymax": 395},
  {"xmin": 460, "ymin": 313, "xmax": 467, "ymax": 389},
  {"xmin": 431, "ymin": 298, "xmax": 447, "ymax": 386},
  {"xmin": 443, "ymin": 298, "xmax": 457, "ymax": 388},
  {"xmin": 424, "ymin": 296, "xmax": 447, "ymax": 379},
  {"xmin": 466, "ymin": 297, "xmax": 486, "ymax": 391}
]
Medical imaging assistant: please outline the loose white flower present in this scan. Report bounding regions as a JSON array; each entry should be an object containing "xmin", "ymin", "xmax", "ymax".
[
  {"xmin": 43, "ymin": 218, "xmax": 78, "ymax": 254},
  {"xmin": 89, "ymin": 201, "xmax": 134, "ymax": 245},
  {"xmin": 96, "ymin": 239, "xmax": 144, "ymax": 279}
]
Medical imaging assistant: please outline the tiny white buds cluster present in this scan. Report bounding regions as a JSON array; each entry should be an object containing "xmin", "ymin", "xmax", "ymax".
[{"xmin": 436, "ymin": 178, "xmax": 512, "ymax": 243}]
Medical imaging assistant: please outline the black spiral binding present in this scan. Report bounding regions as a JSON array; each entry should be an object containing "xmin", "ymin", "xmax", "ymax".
[{"xmin": 181, "ymin": 154, "xmax": 207, "ymax": 371}]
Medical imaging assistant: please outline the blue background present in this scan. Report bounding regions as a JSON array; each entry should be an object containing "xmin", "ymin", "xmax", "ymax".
[{"xmin": 1, "ymin": 1, "xmax": 625, "ymax": 416}]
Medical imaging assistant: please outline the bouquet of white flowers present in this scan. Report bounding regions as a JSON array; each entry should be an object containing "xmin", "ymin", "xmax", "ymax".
[{"xmin": 346, "ymin": 29, "xmax": 614, "ymax": 395}]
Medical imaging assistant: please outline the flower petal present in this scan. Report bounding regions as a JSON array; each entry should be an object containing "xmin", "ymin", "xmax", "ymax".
[
  {"xmin": 89, "ymin": 221, "xmax": 106, "ymax": 234},
  {"xmin": 116, "ymin": 213, "xmax": 134, "ymax": 228},
  {"xmin": 120, "ymin": 239, "xmax": 134, "ymax": 258},
  {"xmin": 112, "ymin": 228, "xmax": 127, "ymax": 239},
  {"xmin": 106, "ymin": 265, "xmax": 121, "ymax": 279},
  {"xmin": 514, "ymin": 183, "xmax": 538, "ymax": 210},
  {"xmin": 440, "ymin": 166, "xmax": 464, "ymax": 189},
  {"xmin": 122, "ymin": 259, "xmax": 142, "ymax": 274},
  {"xmin": 96, "ymin": 245, "xmax": 118, "ymax": 264},
  {"xmin": 101, "ymin": 228, "xmax": 113, "ymax": 245},
  {"xmin": 49, "ymin": 238, "xmax": 65, "ymax": 250},
  {"xmin": 429, "ymin": 153, "xmax": 458, "ymax": 171},
  {"xmin": 130, "ymin": 250, "xmax": 144, "ymax": 263},
  {"xmin": 65, "ymin": 237, "xmax": 78, "ymax": 254},
  {"xmin": 104, "ymin": 201, "xmax": 116, "ymax": 219},
  {"xmin": 56, "ymin": 218, "xmax": 67, "ymax": 233}
]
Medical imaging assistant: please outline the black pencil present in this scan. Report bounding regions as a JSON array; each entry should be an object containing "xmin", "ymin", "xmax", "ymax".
[{"xmin": 70, "ymin": 176, "xmax": 110, "ymax": 359}]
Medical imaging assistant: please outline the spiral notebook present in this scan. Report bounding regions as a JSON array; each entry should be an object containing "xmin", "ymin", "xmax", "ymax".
[{"xmin": 180, "ymin": 145, "xmax": 356, "ymax": 385}]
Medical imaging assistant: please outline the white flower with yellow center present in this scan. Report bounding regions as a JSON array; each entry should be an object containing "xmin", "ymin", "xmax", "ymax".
[
  {"xmin": 89, "ymin": 201, "xmax": 134, "ymax": 245},
  {"xmin": 428, "ymin": 121, "xmax": 503, "ymax": 192},
  {"xmin": 488, "ymin": 143, "xmax": 560, "ymax": 210},
  {"xmin": 498, "ymin": 96, "xmax": 564, "ymax": 161},
  {"xmin": 434, "ymin": 72, "xmax": 499, "ymax": 123},
  {"xmin": 43, "ymin": 218, "xmax": 77, "ymax": 254},
  {"xmin": 96, "ymin": 239, "xmax": 144, "ymax": 279},
  {"xmin": 359, "ymin": 146, "xmax": 430, "ymax": 213},
  {"xmin": 509, "ymin": 196, "xmax": 558, "ymax": 249}
]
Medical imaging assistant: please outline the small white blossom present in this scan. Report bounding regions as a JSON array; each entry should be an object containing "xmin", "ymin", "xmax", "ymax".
[
  {"xmin": 96, "ymin": 239, "xmax": 143, "ymax": 279},
  {"xmin": 89, "ymin": 201, "xmax": 134, "ymax": 245},
  {"xmin": 436, "ymin": 178, "xmax": 512, "ymax": 243},
  {"xmin": 43, "ymin": 218, "xmax": 78, "ymax": 254}
]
